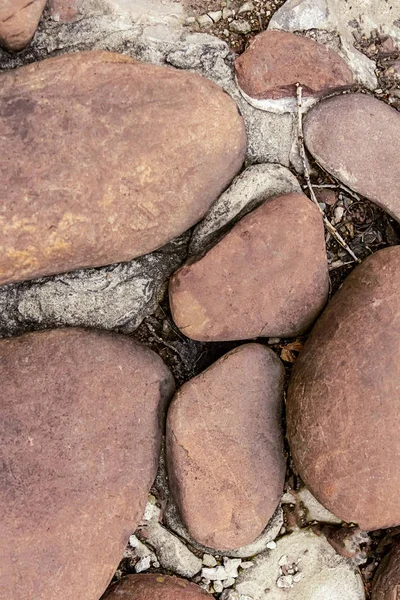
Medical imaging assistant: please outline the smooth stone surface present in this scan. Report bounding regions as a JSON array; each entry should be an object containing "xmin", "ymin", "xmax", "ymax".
[
  {"xmin": 304, "ymin": 94, "xmax": 400, "ymax": 223},
  {"xmin": 170, "ymin": 192, "xmax": 329, "ymax": 341},
  {"xmin": 287, "ymin": 247, "xmax": 400, "ymax": 531},
  {"xmin": 0, "ymin": 328, "xmax": 174, "ymax": 600},
  {"xmin": 372, "ymin": 539, "xmax": 400, "ymax": 600},
  {"xmin": 189, "ymin": 163, "xmax": 301, "ymax": 256},
  {"xmin": 0, "ymin": 0, "xmax": 46, "ymax": 51},
  {"xmin": 235, "ymin": 529, "xmax": 365, "ymax": 599},
  {"xmin": 0, "ymin": 50, "xmax": 246, "ymax": 285},
  {"xmin": 235, "ymin": 30, "xmax": 354, "ymax": 102},
  {"xmin": 166, "ymin": 344, "xmax": 286, "ymax": 550},
  {"xmin": 104, "ymin": 574, "xmax": 210, "ymax": 599}
]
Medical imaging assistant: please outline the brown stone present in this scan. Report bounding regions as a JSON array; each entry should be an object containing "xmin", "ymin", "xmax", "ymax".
[
  {"xmin": 166, "ymin": 343, "xmax": 286, "ymax": 550},
  {"xmin": 235, "ymin": 30, "xmax": 354, "ymax": 101},
  {"xmin": 372, "ymin": 539, "xmax": 400, "ymax": 600},
  {"xmin": 0, "ymin": 0, "xmax": 46, "ymax": 52},
  {"xmin": 0, "ymin": 50, "xmax": 246, "ymax": 285},
  {"xmin": 104, "ymin": 574, "xmax": 210, "ymax": 599},
  {"xmin": 304, "ymin": 93, "xmax": 400, "ymax": 223},
  {"xmin": 169, "ymin": 192, "xmax": 329, "ymax": 342},
  {"xmin": 287, "ymin": 247, "xmax": 400, "ymax": 531},
  {"xmin": 0, "ymin": 328, "xmax": 174, "ymax": 600},
  {"xmin": 49, "ymin": 0, "xmax": 78, "ymax": 22}
]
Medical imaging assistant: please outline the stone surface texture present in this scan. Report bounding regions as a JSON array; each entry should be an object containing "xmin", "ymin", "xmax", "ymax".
[
  {"xmin": 0, "ymin": 50, "xmax": 246, "ymax": 285},
  {"xmin": 304, "ymin": 94, "xmax": 400, "ymax": 223},
  {"xmin": 0, "ymin": 234, "xmax": 188, "ymax": 338},
  {"xmin": 372, "ymin": 539, "xmax": 400, "ymax": 600},
  {"xmin": 0, "ymin": 0, "xmax": 46, "ymax": 51},
  {"xmin": 235, "ymin": 30, "xmax": 354, "ymax": 100},
  {"xmin": 189, "ymin": 164, "xmax": 301, "ymax": 256},
  {"xmin": 287, "ymin": 247, "xmax": 400, "ymax": 531},
  {"xmin": 166, "ymin": 344, "xmax": 286, "ymax": 550},
  {"xmin": 235, "ymin": 529, "xmax": 365, "ymax": 599},
  {"xmin": 170, "ymin": 192, "xmax": 329, "ymax": 342},
  {"xmin": 104, "ymin": 574, "xmax": 210, "ymax": 599},
  {"xmin": 268, "ymin": 0, "xmax": 399, "ymax": 89},
  {"xmin": 0, "ymin": 328, "xmax": 174, "ymax": 600}
]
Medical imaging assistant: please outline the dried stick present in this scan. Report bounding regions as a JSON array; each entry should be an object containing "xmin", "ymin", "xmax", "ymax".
[{"xmin": 296, "ymin": 84, "xmax": 361, "ymax": 264}]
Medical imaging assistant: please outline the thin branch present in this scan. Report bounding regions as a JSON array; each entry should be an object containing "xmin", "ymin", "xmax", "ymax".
[{"xmin": 296, "ymin": 84, "xmax": 361, "ymax": 264}]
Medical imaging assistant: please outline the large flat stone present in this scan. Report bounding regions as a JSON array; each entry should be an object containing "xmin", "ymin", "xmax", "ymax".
[
  {"xmin": 287, "ymin": 247, "xmax": 400, "ymax": 531},
  {"xmin": 0, "ymin": 50, "xmax": 246, "ymax": 285},
  {"xmin": 170, "ymin": 192, "xmax": 329, "ymax": 341},
  {"xmin": 166, "ymin": 344, "xmax": 286, "ymax": 550},
  {"xmin": 0, "ymin": 328, "xmax": 174, "ymax": 600},
  {"xmin": 304, "ymin": 93, "xmax": 400, "ymax": 223},
  {"xmin": 0, "ymin": 0, "xmax": 46, "ymax": 51}
]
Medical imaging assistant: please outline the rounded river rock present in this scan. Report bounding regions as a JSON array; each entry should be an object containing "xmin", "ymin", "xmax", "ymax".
[
  {"xmin": 287, "ymin": 247, "xmax": 400, "ymax": 531},
  {"xmin": 0, "ymin": 0, "xmax": 46, "ymax": 51},
  {"xmin": 0, "ymin": 328, "xmax": 175, "ymax": 600},
  {"xmin": 169, "ymin": 192, "xmax": 329, "ymax": 341},
  {"xmin": 104, "ymin": 574, "xmax": 210, "ymax": 599},
  {"xmin": 0, "ymin": 50, "xmax": 246, "ymax": 285},
  {"xmin": 166, "ymin": 343, "xmax": 286, "ymax": 550}
]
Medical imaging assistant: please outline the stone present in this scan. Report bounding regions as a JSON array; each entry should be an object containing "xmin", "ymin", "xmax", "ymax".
[
  {"xmin": 166, "ymin": 343, "xmax": 286, "ymax": 550},
  {"xmin": 49, "ymin": 0, "xmax": 79, "ymax": 22},
  {"xmin": 0, "ymin": 328, "xmax": 174, "ymax": 600},
  {"xmin": 138, "ymin": 520, "xmax": 202, "ymax": 578},
  {"xmin": 203, "ymin": 554, "xmax": 218, "ymax": 567},
  {"xmin": 230, "ymin": 20, "xmax": 252, "ymax": 34},
  {"xmin": 0, "ymin": 50, "xmax": 246, "ymax": 285},
  {"xmin": 287, "ymin": 246, "xmax": 400, "ymax": 531},
  {"xmin": 0, "ymin": 0, "xmax": 46, "ymax": 52},
  {"xmin": 235, "ymin": 30, "xmax": 354, "ymax": 113},
  {"xmin": 235, "ymin": 529, "xmax": 365, "ymax": 600},
  {"xmin": 0, "ymin": 234, "xmax": 188, "ymax": 337},
  {"xmin": 103, "ymin": 574, "xmax": 210, "ymax": 599},
  {"xmin": 304, "ymin": 94, "xmax": 400, "ymax": 223},
  {"xmin": 189, "ymin": 164, "xmax": 301, "ymax": 256},
  {"xmin": 170, "ymin": 192, "xmax": 329, "ymax": 342},
  {"xmin": 372, "ymin": 539, "xmax": 400, "ymax": 600},
  {"xmin": 268, "ymin": 0, "xmax": 389, "ymax": 89}
]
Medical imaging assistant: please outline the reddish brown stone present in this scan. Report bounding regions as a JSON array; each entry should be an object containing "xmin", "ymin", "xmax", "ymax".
[
  {"xmin": 287, "ymin": 247, "xmax": 400, "ymax": 531},
  {"xmin": 166, "ymin": 344, "xmax": 286, "ymax": 550},
  {"xmin": 304, "ymin": 93, "xmax": 400, "ymax": 223},
  {"xmin": 0, "ymin": 51, "xmax": 246, "ymax": 285},
  {"xmin": 104, "ymin": 574, "xmax": 210, "ymax": 599},
  {"xmin": 0, "ymin": 328, "xmax": 174, "ymax": 600},
  {"xmin": 0, "ymin": 0, "xmax": 46, "ymax": 52},
  {"xmin": 372, "ymin": 539, "xmax": 400, "ymax": 600},
  {"xmin": 235, "ymin": 30, "xmax": 354, "ymax": 100},
  {"xmin": 49, "ymin": 0, "xmax": 78, "ymax": 22},
  {"xmin": 169, "ymin": 192, "xmax": 329, "ymax": 341}
]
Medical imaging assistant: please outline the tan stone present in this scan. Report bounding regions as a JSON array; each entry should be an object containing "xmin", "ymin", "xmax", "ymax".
[
  {"xmin": 287, "ymin": 247, "xmax": 400, "ymax": 531},
  {"xmin": 0, "ymin": 51, "xmax": 246, "ymax": 285},
  {"xmin": 304, "ymin": 93, "xmax": 400, "ymax": 222},
  {"xmin": 104, "ymin": 574, "xmax": 210, "ymax": 599},
  {"xmin": 166, "ymin": 344, "xmax": 286, "ymax": 550},
  {"xmin": 0, "ymin": 0, "xmax": 46, "ymax": 51},
  {"xmin": 235, "ymin": 30, "xmax": 354, "ymax": 101},
  {"xmin": 0, "ymin": 328, "xmax": 174, "ymax": 600},
  {"xmin": 169, "ymin": 192, "xmax": 329, "ymax": 341}
]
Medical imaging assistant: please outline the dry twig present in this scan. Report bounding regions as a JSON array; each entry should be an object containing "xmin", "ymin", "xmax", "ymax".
[{"xmin": 296, "ymin": 84, "xmax": 361, "ymax": 264}]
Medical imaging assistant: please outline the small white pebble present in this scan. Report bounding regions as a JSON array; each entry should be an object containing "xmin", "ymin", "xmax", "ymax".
[
  {"xmin": 266, "ymin": 541, "xmax": 277, "ymax": 549},
  {"xmin": 238, "ymin": 1, "xmax": 254, "ymax": 13},
  {"xmin": 278, "ymin": 554, "xmax": 288, "ymax": 566},
  {"xmin": 223, "ymin": 558, "xmax": 242, "ymax": 578},
  {"xmin": 143, "ymin": 500, "xmax": 161, "ymax": 522},
  {"xmin": 208, "ymin": 10, "xmax": 222, "ymax": 22},
  {"xmin": 135, "ymin": 556, "xmax": 151, "ymax": 573},
  {"xmin": 240, "ymin": 561, "xmax": 254, "ymax": 569},
  {"xmin": 223, "ymin": 577, "xmax": 236, "ymax": 588},
  {"xmin": 203, "ymin": 553, "xmax": 218, "ymax": 567},
  {"xmin": 277, "ymin": 574, "xmax": 293, "ymax": 588},
  {"xmin": 214, "ymin": 581, "xmax": 224, "ymax": 593},
  {"xmin": 202, "ymin": 566, "xmax": 227, "ymax": 580}
]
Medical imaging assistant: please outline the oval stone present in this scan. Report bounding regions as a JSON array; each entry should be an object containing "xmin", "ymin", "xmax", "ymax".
[
  {"xmin": 372, "ymin": 539, "xmax": 400, "ymax": 600},
  {"xmin": 304, "ymin": 93, "xmax": 400, "ymax": 222},
  {"xmin": 0, "ymin": 50, "xmax": 246, "ymax": 285},
  {"xmin": 235, "ymin": 30, "xmax": 354, "ymax": 103},
  {"xmin": 0, "ymin": 0, "xmax": 46, "ymax": 51},
  {"xmin": 287, "ymin": 247, "xmax": 400, "ymax": 531},
  {"xmin": 0, "ymin": 328, "xmax": 174, "ymax": 600},
  {"xmin": 166, "ymin": 343, "xmax": 286, "ymax": 550},
  {"xmin": 169, "ymin": 192, "xmax": 329, "ymax": 341},
  {"xmin": 104, "ymin": 574, "xmax": 210, "ymax": 599}
]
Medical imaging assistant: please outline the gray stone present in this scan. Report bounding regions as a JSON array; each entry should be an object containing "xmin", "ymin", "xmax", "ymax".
[
  {"xmin": 189, "ymin": 164, "xmax": 301, "ymax": 256},
  {"xmin": 230, "ymin": 20, "xmax": 252, "ymax": 34},
  {"xmin": 267, "ymin": 0, "xmax": 399, "ymax": 89},
  {"xmin": 0, "ymin": 235, "xmax": 188, "ymax": 338},
  {"xmin": 235, "ymin": 529, "xmax": 365, "ymax": 600}
]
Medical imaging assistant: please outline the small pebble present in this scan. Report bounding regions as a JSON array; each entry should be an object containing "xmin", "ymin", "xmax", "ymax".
[
  {"xmin": 277, "ymin": 574, "xmax": 293, "ymax": 588},
  {"xmin": 223, "ymin": 558, "xmax": 242, "ymax": 578},
  {"xmin": 223, "ymin": 578, "xmax": 236, "ymax": 588},
  {"xmin": 197, "ymin": 14, "xmax": 213, "ymax": 27},
  {"xmin": 266, "ymin": 541, "xmax": 277, "ymax": 549},
  {"xmin": 202, "ymin": 566, "xmax": 227, "ymax": 581},
  {"xmin": 229, "ymin": 19, "xmax": 252, "ymax": 34},
  {"xmin": 238, "ymin": 1, "xmax": 254, "ymax": 13},
  {"xmin": 222, "ymin": 8, "xmax": 233, "ymax": 18},
  {"xmin": 214, "ymin": 581, "xmax": 224, "ymax": 593},
  {"xmin": 240, "ymin": 561, "xmax": 254, "ymax": 569},
  {"xmin": 135, "ymin": 556, "xmax": 151, "ymax": 573},
  {"xmin": 202, "ymin": 554, "xmax": 218, "ymax": 567},
  {"xmin": 208, "ymin": 10, "xmax": 222, "ymax": 23}
]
